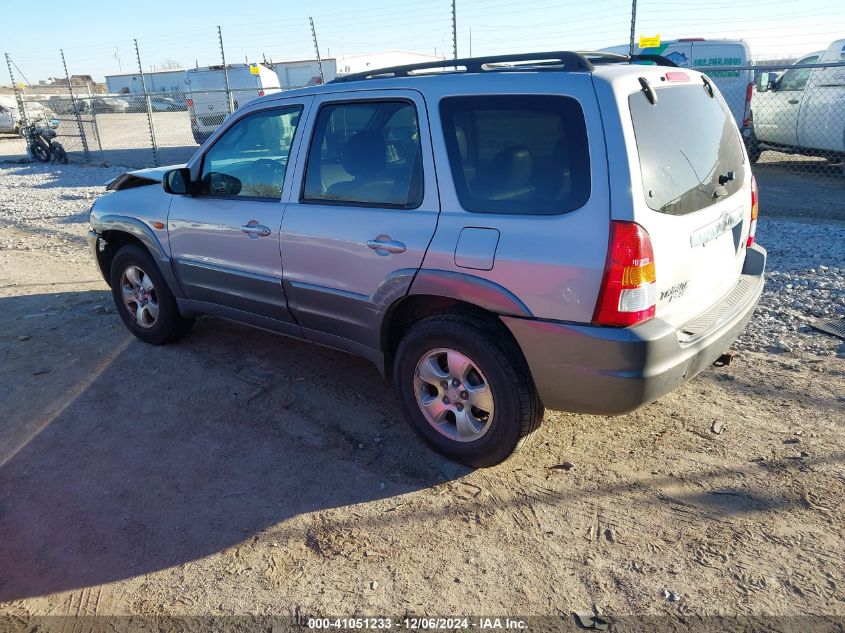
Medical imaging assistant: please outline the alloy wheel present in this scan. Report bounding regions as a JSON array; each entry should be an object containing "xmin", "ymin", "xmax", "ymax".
[
  {"xmin": 120, "ymin": 265, "xmax": 159, "ymax": 328},
  {"xmin": 413, "ymin": 347, "xmax": 495, "ymax": 442}
]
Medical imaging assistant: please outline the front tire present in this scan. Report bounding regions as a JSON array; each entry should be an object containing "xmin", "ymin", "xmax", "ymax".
[
  {"xmin": 50, "ymin": 142, "xmax": 68, "ymax": 164},
  {"xmin": 109, "ymin": 245, "xmax": 194, "ymax": 345},
  {"xmin": 394, "ymin": 312, "xmax": 543, "ymax": 467}
]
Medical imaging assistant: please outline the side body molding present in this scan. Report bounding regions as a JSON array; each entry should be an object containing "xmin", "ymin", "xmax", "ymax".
[
  {"xmin": 90, "ymin": 214, "xmax": 185, "ymax": 298},
  {"xmin": 408, "ymin": 269, "xmax": 533, "ymax": 317}
]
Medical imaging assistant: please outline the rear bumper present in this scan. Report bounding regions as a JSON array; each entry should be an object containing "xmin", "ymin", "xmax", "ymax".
[{"xmin": 503, "ymin": 243, "xmax": 766, "ymax": 415}]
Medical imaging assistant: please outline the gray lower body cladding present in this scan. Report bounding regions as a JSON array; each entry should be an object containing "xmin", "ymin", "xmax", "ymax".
[{"xmin": 503, "ymin": 244, "xmax": 767, "ymax": 415}]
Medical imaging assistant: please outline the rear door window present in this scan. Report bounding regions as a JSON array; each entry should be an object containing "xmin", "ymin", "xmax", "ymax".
[
  {"xmin": 629, "ymin": 84, "xmax": 745, "ymax": 215},
  {"xmin": 301, "ymin": 100, "xmax": 423, "ymax": 208},
  {"xmin": 440, "ymin": 95, "xmax": 591, "ymax": 215}
]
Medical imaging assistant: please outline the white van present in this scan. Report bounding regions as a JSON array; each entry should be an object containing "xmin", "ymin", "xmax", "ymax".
[
  {"xmin": 750, "ymin": 39, "xmax": 845, "ymax": 167},
  {"xmin": 603, "ymin": 39, "xmax": 754, "ymax": 134},
  {"xmin": 186, "ymin": 64, "xmax": 281, "ymax": 144}
]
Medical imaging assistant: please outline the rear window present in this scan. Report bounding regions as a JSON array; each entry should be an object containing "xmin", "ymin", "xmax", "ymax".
[
  {"xmin": 629, "ymin": 84, "xmax": 745, "ymax": 216},
  {"xmin": 440, "ymin": 95, "xmax": 590, "ymax": 215}
]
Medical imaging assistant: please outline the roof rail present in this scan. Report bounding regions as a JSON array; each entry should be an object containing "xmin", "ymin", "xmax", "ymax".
[
  {"xmin": 581, "ymin": 51, "xmax": 680, "ymax": 67},
  {"xmin": 330, "ymin": 51, "xmax": 595, "ymax": 83},
  {"xmin": 329, "ymin": 50, "xmax": 678, "ymax": 84}
]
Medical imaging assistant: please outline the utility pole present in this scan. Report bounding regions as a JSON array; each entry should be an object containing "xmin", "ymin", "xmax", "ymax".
[
  {"xmin": 61, "ymin": 49, "xmax": 90, "ymax": 161},
  {"xmin": 4, "ymin": 53, "xmax": 28, "ymax": 130},
  {"xmin": 451, "ymin": 0, "xmax": 457, "ymax": 61},
  {"xmin": 115, "ymin": 45, "xmax": 123, "ymax": 73},
  {"xmin": 309, "ymin": 17, "xmax": 325, "ymax": 84},
  {"xmin": 134, "ymin": 39, "xmax": 159, "ymax": 166},
  {"xmin": 218, "ymin": 26, "xmax": 233, "ymax": 114},
  {"xmin": 628, "ymin": 0, "xmax": 638, "ymax": 58}
]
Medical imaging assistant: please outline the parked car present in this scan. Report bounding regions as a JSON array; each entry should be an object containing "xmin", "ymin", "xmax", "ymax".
[
  {"xmin": 126, "ymin": 95, "xmax": 184, "ymax": 113},
  {"xmin": 748, "ymin": 39, "xmax": 845, "ymax": 169},
  {"xmin": 47, "ymin": 95, "xmax": 87, "ymax": 115},
  {"xmin": 603, "ymin": 38, "xmax": 754, "ymax": 135},
  {"xmin": 92, "ymin": 97, "xmax": 129, "ymax": 113},
  {"xmin": 89, "ymin": 51, "xmax": 765, "ymax": 467},
  {"xmin": 186, "ymin": 63, "xmax": 281, "ymax": 144},
  {"xmin": 0, "ymin": 96, "xmax": 20, "ymax": 133},
  {"xmin": 1, "ymin": 97, "xmax": 56, "ymax": 132}
]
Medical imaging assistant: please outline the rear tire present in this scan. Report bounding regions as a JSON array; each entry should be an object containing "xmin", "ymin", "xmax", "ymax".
[
  {"xmin": 30, "ymin": 139, "xmax": 50, "ymax": 162},
  {"xmin": 109, "ymin": 244, "xmax": 194, "ymax": 345},
  {"xmin": 394, "ymin": 312, "xmax": 543, "ymax": 467}
]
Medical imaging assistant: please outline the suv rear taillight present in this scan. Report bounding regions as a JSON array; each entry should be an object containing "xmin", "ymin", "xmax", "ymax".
[
  {"xmin": 747, "ymin": 175, "xmax": 759, "ymax": 247},
  {"xmin": 593, "ymin": 221, "xmax": 657, "ymax": 327}
]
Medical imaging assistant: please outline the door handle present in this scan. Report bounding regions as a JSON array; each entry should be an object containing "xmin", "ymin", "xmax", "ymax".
[
  {"xmin": 240, "ymin": 223, "xmax": 271, "ymax": 238},
  {"xmin": 788, "ymin": 99, "xmax": 800, "ymax": 104},
  {"xmin": 366, "ymin": 237, "xmax": 406, "ymax": 254}
]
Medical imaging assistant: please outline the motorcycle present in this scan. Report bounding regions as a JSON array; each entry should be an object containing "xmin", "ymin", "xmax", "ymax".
[{"xmin": 20, "ymin": 118, "xmax": 68, "ymax": 164}]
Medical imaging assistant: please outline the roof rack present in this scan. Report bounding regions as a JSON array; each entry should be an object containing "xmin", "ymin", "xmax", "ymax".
[
  {"xmin": 330, "ymin": 50, "xmax": 678, "ymax": 83},
  {"xmin": 582, "ymin": 51, "xmax": 680, "ymax": 67}
]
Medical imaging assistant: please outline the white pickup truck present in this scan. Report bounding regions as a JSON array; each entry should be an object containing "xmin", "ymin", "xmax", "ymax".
[
  {"xmin": 749, "ymin": 39, "xmax": 845, "ymax": 170},
  {"xmin": 0, "ymin": 96, "xmax": 21, "ymax": 134}
]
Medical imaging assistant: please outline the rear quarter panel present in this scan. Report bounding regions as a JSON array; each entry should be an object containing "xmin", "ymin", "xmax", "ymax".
[{"xmin": 419, "ymin": 73, "xmax": 610, "ymax": 324}]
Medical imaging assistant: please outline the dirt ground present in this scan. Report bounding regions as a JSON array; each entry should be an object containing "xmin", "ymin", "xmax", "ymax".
[{"xmin": 0, "ymin": 173, "xmax": 844, "ymax": 630}]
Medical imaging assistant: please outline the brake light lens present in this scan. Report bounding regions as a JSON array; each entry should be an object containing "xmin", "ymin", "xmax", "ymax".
[
  {"xmin": 185, "ymin": 98, "xmax": 193, "ymax": 109},
  {"xmin": 742, "ymin": 82, "xmax": 753, "ymax": 129},
  {"xmin": 665, "ymin": 71, "xmax": 689, "ymax": 82},
  {"xmin": 593, "ymin": 221, "xmax": 657, "ymax": 327},
  {"xmin": 747, "ymin": 175, "xmax": 759, "ymax": 247},
  {"xmin": 258, "ymin": 90, "xmax": 265, "ymax": 97}
]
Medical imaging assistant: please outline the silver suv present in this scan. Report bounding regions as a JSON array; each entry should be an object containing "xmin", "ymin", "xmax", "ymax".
[{"xmin": 89, "ymin": 51, "xmax": 766, "ymax": 467}]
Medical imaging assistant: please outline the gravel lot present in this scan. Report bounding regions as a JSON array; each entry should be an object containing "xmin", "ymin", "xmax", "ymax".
[{"xmin": 0, "ymin": 163, "xmax": 843, "ymax": 627}]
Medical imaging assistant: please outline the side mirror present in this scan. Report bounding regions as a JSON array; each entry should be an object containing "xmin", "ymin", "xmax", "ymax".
[
  {"xmin": 163, "ymin": 167, "xmax": 191, "ymax": 195},
  {"xmin": 756, "ymin": 72, "xmax": 771, "ymax": 92}
]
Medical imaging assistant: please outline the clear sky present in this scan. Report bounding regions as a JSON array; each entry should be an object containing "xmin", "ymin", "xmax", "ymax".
[{"xmin": 2, "ymin": 0, "xmax": 844, "ymax": 84}]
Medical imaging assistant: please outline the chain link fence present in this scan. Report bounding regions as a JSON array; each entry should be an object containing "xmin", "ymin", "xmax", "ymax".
[
  {"xmin": 743, "ymin": 60, "xmax": 845, "ymax": 178},
  {"xmin": 9, "ymin": 86, "xmax": 310, "ymax": 168},
  {"xmin": 6, "ymin": 60, "xmax": 844, "ymax": 180}
]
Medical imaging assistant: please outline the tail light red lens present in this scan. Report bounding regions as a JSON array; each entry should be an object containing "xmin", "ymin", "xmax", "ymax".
[
  {"xmin": 742, "ymin": 82, "xmax": 753, "ymax": 129},
  {"xmin": 593, "ymin": 221, "xmax": 657, "ymax": 327},
  {"xmin": 258, "ymin": 90, "xmax": 265, "ymax": 97},
  {"xmin": 185, "ymin": 98, "xmax": 193, "ymax": 109},
  {"xmin": 747, "ymin": 175, "xmax": 759, "ymax": 247}
]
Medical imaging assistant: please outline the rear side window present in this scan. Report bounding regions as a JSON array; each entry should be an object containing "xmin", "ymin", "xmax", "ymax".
[
  {"xmin": 440, "ymin": 95, "xmax": 590, "ymax": 215},
  {"xmin": 629, "ymin": 84, "xmax": 745, "ymax": 216}
]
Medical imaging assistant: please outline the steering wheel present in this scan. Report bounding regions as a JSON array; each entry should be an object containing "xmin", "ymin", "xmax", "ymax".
[{"xmin": 247, "ymin": 159, "xmax": 285, "ymax": 196}]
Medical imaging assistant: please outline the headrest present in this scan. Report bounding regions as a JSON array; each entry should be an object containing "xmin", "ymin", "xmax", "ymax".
[
  {"xmin": 455, "ymin": 126, "xmax": 469, "ymax": 161},
  {"xmin": 343, "ymin": 132, "xmax": 386, "ymax": 177},
  {"xmin": 491, "ymin": 145, "xmax": 533, "ymax": 188}
]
